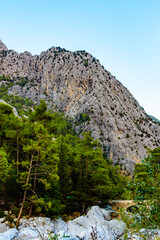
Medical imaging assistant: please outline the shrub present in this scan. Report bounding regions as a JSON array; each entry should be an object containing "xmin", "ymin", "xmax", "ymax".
[
  {"xmin": 121, "ymin": 147, "xmax": 160, "ymax": 232},
  {"xmin": 126, "ymin": 134, "xmax": 130, "ymax": 138},
  {"xmin": 84, "ymin": 61, "xmax": 88, "ymax": 67},
  {"xmin": 0, "ymin": 208, "xmax": 5, "ymax": 218}
]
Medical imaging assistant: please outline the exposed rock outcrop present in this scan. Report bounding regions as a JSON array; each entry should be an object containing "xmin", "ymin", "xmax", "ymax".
[
  {"xmin": 0, "ymin": 206, "xmax": 159, "ymax": 240},
  {"xmin": 0, "ymin": 41, "xmax": 160, "ymax": 173},
  {"xmin": 0, "ymin": 40, "xmax": 8, "ymax": 51}
]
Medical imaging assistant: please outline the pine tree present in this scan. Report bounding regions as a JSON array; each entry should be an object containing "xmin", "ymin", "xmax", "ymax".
[
  {"xmin": 16, "ymin": 122, "xmax": 59, "ymax": 226},
  {"xmin": 0, "ymin": 148, "xmax": 9, "ymax": 182}
]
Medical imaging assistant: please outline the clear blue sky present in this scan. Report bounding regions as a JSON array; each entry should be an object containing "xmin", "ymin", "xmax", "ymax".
[{"xmin": 1, "ymin": 0, "xmax": 160, "ymax": 119}]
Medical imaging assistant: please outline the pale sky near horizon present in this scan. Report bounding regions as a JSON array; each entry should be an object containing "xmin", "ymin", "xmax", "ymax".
[{"xmin": 1, "ymin": 0, "xmax": 160, "ymax": 119}]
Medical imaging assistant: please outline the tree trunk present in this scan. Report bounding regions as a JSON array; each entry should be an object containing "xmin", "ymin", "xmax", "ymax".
[
  {"xmin": 28, "ymin": 157, "xmax": 38, "ymax": 218},
  {"xmin": 16, "ymin": 152, "xmax": 34, "ymax": 228}
]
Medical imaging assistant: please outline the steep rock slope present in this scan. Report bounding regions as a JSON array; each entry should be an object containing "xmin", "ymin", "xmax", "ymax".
[{"xmin": 0, "ymin": 40, "xmax": 160, "ymax": 173}]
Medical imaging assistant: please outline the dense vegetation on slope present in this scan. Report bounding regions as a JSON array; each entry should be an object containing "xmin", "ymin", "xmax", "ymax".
[
  {"xmin": 0, "ymin": 100, "xmax": 127, "ymax": 226},
  {"xmin": 1, "ymin": 39, "xmax": 160, "ymax": 174},
  {"xmin": 0, "ymin": 75, "xmax": 34, "ymax": 113},
  {"xmin": 121, "ymin": 148, "xmax": 160, "ymax": 233},
  {"xmin": 0, "ymin": 76, "xmax": 159, "ymax": 229},
  {"xmin": 128, "ymin": 148, "xmax": 160, "ymax": 228}
]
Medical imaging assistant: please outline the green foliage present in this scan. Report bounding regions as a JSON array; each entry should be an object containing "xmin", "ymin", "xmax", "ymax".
[
  {"xmin": 0, "ymin": 208, "xmax": 5, "ymax": 218},
  {"xmin": 119, "ymin": 112, "xmax": 124, "ymax": 117},
  {"xmin": 84, "ymin": 60, "xmax": 88, "ymax": 67},
  {"xmin": 0, "ymin": 75, "xmax": 34, "ymax": 114},
  {"xmin": 0, "ymin": 102, "xmax": 13, "ymax": 115},
  {"xmin": 79, "ymin": 113, "xmax": 90, "ymax": 122},
  {"xmin": 11, "ymin": 206, "xmax": 19, "ymax": 217},
  {"xmin": 59, "ymin": 132, "xmax": 127, "ymax": 212},
  {"xmin": 126, "ymin": 133, "xmax": 130, "ymax": 138},
  {"xmin": 4, "ymin": 214, "xmax": 14, "ymax": 223},
  {"xmin": 0, "ymin": 99, "xmax": 127, "ymax": 220},
  {"xmin": 1, "ymin": 93, "xmax": 34, "ymax": 114},
  {"xmin": 0, "ymin": 74, "xmax": 6, "ymax": 81},
  {"xmin": 48, "ymin": 233, "xmax": 60, "ymax": 240},
  {"xmin": 0, "ymin": 148, "xmax": 9, "ymax": 182},
  {"xmin": 121, "ymin": 148, "xmax": 160, "ymax": 232},
  {"xmin": 75, "ymin": 113, "xmax": 90, "ymax": 127},
  {"xmin": 17, "ymin": 77, "xmax": 29, "ymax": 87},
  {"xmin": 131, "ymin": 149, "xmax": 160, "ymax": 202}
]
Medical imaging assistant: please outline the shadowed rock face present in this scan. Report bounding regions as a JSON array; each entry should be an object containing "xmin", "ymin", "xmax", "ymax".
[{"xmin": 0, "ymin": 41, "xmax": 160, "ymax": 173}]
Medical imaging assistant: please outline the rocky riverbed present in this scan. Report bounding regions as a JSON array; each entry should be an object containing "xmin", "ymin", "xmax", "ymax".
[{"xmin": 0, "ymin": 206, "xmax": 159, "ymax": 240}]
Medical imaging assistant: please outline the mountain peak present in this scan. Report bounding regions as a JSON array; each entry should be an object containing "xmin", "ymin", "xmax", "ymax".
[
  {"xmin": 0, "ymin": 43, "xmax": 160, "ymax": 174},
  {"xmin": 0, "ymin": 40, "xmax": 8, "ymax": 51}
]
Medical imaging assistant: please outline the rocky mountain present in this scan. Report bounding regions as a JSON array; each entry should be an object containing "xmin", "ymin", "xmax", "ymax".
[
  {"xmin": 148, "ymin": 114, "xmax": 160, "ymax": 123},
  {"xmin": 0, "ymin": 40, "xmax": 160, "ymax": 174}
]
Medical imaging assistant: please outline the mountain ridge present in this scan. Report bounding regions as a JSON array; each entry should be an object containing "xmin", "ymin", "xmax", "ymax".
[{"xmin": 0, "ymin": 40, "xmax": 160, "ymax": 174}]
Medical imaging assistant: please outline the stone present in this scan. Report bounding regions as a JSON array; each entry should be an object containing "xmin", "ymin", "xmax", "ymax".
[
  {"xmin": 138, "ymin": 228, "xmax": 160, "ymax": 240},
  {"xmin": 0, "ymin": 42, "xmax": 160, "ymax": 173},
  {"xmin": 0, "ymin": 40, "xmax": 8, "ymax": 51},
  {"xmin": 108, "ymin": 219, "xmax": 126, "ymax": 238},
  {"xmin": 0, "ymin": 228, "xmax": 19, "ymax": 240},
  {"xmin": 128, "ymin": 229, "xmax": 160, "ymax": 240},
  {"xmin": 67, "ymin": 220, "xmax": 88, "ymax": 238},
  {"xmin": 0, "ymin": 206, "xmax": 158, "ymax": 240},
  {"xmin": 60, "ymin": 238, "xmax": 79, "ymax": 240},
  {"xmin": 0, "ymin": 219, "xmax": 5, "ymax": 224},
  {"xmin": 86, "ymin": 206, "xmax": 104, "ymax": 222},
  {"xmin": 0, "ymin": 223, "xmax": 9, "ymax": 233},
  {"xmin": 131, "ymin": 234, "xmax": 143, "ymax": 240},
  {"xmin": 101, "ymin": 208, "xmax": 112, "ymax": 221},
  {"xmin": 16, "ymin": 227, "xmax": 40, "ymax": 240},
  {"xmin": 103, "ymin": 205, "xmax": 113, "ymax": 210},
  {"xmin": 67, "ymin": 206, "xmax": 115, "ymax": 240},
  {"xmin": 18, "ymin": 217, "xmax": 54, "ymax": 239},
  {"xmin": 53, "ymin": 218, "xmax": 68, "ymax": 237}
]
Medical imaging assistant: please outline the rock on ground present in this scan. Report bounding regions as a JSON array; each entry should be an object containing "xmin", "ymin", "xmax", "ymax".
[
  {"xmin": 0, "ymin": 228, "xmax": 19, "ymax": 240},
  {"xmin": 0, "ymin": 206, "xmax": 159, "ymax": 240}
]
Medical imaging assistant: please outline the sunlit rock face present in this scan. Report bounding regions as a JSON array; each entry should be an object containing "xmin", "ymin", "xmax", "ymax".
[
  {"xmin": 0, "ymin": 41, "xmax": 160, "ymax": 174},
  {"xmin": 0, "ymin": 40, "xmax": 8, "ymax": 51}
]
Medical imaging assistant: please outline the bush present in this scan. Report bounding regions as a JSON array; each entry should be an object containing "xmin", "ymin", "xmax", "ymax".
[
  {"xmin": 84, "ymin": 61, "xmax": 88, "ymax": 67},
  {"xmin": 0, "ymin": 208, "xmax": 5, "ymax": 218},
  {"xmin": 126, "ymin": 134, "xmax": 130, "ymax": 138},
  {"xmin": 121, "ymin": 147, "xmax": 160, "ymax": 232}
]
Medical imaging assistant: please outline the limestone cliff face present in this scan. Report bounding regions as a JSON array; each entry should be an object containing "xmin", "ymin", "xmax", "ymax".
[{"xmin": 0, "ymin": 41, "xmax": 160, "ymax": 173}]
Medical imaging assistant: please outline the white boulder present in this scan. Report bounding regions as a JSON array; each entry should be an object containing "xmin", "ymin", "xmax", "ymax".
[
  {"xmin": 53, "ymin": 218, "xmax": 68, "ymax": 237},
  {"xmin": 67, "ymin": 206, "xmax": 115, "ymax": 240},
  {"xmin": 0, "ymin": 228, "xmax": 19, "ymax": 240},
  {"xmin": 18, "ymin": 217, "xmax": 54, "ymax": 239},
  {"xmin": 108, "ymin": 219, "xmax": 126, "ymax": 238},
  {"xmin": 101, "ymin": 208, "xmax": 112, "ymax": 221},
  {"xmin": 0, "ymin": 223, "xmax": 10, "ymax": 233},
  {"xmin": 17, "ymin": 227, "xmax": 40, "ymax": 240}
]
